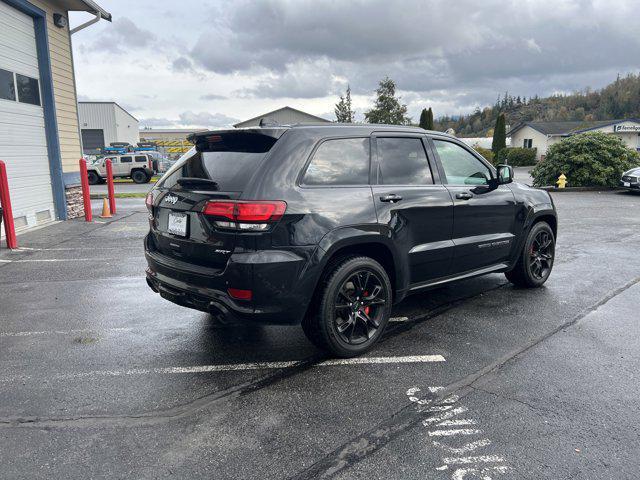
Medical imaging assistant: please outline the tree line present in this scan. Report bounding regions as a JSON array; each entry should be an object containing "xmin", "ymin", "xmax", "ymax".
[{"xmin": 334, "ymin": 73, "xmax": 640, "ymax": 137}]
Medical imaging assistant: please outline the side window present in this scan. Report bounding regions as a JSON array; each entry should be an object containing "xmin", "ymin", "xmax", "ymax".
[
  {"xmin": 433, "ymin": 140, "xmax": 492, "ymax": 186},
  {"xmin": 302, "ymin": 138, "xmax": 370, "ymax": 186},
  {"xmin": 377, "ymin": 137, "xmax": 433, "ymax": 185},
  {"xmin": 120, "ymin": 156, "xmax": 132, "ymax": 163},
  {"xmin": 135, "ymin": 155, "xmax": 147, "ymax": 163}
]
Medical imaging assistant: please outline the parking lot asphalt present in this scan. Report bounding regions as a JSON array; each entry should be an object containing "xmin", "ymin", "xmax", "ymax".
[{"xmin": 1, "ymin": 190, "xmax": 639, "ymax": 479}]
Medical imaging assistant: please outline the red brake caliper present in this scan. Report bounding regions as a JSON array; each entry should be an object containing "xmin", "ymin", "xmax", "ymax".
[{"xmin": 363, "ymin": 291, "xmax": 370, "ymax": 315}]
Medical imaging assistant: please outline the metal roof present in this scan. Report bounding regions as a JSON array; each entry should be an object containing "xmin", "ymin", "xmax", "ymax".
[{"xmin": 233, "ymin": 106, "xmax": 331, "ymax": 127}]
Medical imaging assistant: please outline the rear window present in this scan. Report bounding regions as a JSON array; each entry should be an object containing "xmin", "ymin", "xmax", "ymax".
[
  {"xmin": 120, "ymin": 156, "xmax": 132, "ymax": 163},
  {"xmin": 158, "ymin": 132, "xmax": 279, "ymax": 192},
  {"xmin": 302, "ymin": 138, "xmax": 370, "ymax": 186}
]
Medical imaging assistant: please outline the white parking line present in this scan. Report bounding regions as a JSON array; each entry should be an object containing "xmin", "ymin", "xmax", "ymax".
[
  {"xmin": 0, "ymin": 258, "xmax": 127, "ymax": 263},
  {"xmin": 0, "ymin": 354, "xmax": 445, "ymax": 383},
  {"xmin": 428, "ymin": 429, "xmax": 482, "ymax": 437},
  {"xmin": 0, "ymin": 327, "xmax": 134, "ymax": 337}
]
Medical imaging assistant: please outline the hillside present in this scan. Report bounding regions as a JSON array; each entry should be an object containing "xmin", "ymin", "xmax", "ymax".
[{"xmin": 434, "ymin": 73, "xmax": 640, "ymax": 137}]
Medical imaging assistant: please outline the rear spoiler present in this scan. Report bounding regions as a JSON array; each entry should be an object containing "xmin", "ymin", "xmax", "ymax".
[{"xmin": 188, "ymin": 128, "xmax": 289, "ymax": 153}]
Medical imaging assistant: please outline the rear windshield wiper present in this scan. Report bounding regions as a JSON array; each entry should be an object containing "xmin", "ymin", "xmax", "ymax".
[{"xmin": 176, "ymin": 177, "xmax": 219, "ymax": 190}]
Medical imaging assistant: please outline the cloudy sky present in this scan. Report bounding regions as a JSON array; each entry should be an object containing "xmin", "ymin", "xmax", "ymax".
[{"xmin": 69, "ymin": 0, "xmax": 640, "ymax": 129}]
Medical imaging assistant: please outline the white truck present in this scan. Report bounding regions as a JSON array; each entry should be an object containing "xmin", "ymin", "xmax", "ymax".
[{"xmin": 86, "ymin": 154, "xmax": 155, "ymax": 185}]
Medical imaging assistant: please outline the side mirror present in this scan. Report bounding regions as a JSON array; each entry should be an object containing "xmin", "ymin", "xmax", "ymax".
[{"xmin": 496, "ymin": 164, "xmax": 514, "ymax": 184}]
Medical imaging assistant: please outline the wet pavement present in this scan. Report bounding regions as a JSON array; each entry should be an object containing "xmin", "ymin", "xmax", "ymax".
[{"xmin": 1, "ymin": 190, "xmax": 639, "ymax": 479}]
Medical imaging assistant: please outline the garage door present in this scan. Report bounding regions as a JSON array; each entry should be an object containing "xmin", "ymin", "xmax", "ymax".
[
  {"xmin": 81, "ymin": 128, "xmax": 105, "ymax": 151},
  {"xmin": 0, "ymin": 0, "xmax": 55, "ymax": 236}
]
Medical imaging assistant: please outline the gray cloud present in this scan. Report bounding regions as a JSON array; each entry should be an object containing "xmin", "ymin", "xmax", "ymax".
[
  {"xmin": 200, "ymin": 94, "xmax": 228, "ymax": 100},
  {"xmin": 89, "ymin": 18, "xmax": 157, "ymax": 54},
  {"xmin": 139, "ymin": 111, "xmax": 240, "ymax": 129},
  {"xmin": 183, "ymin": 0, "xmax": 640, "ymax": 104}
]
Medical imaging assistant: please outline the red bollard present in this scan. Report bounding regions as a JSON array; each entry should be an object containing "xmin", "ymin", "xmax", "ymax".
[
  {"xmin": 106, "ymin": 159, "xmax": 116, "ymax": 215},
  {"xmin": 79, "ymin": 158, "xmax": 92, "ymax": 222},
  {"xmin": 0, "ymin": 160, "xmax": 18, "ymax": 249}
]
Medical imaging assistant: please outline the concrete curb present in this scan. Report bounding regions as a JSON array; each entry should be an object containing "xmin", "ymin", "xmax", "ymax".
[{"xmin": 540, "ymin": 186, "xmax": 623, "ymax": 192}]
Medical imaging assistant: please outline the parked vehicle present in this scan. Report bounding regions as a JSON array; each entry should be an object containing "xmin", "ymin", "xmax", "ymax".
[
  {"xmin": 620, "ymin": 167, "xmax": 640, "ymax": 192},
  {"xmin": 144, "ymin": 125, "xmax": 557, "ymax": 357},
  {"xmin": 86, "ymin": 153, "xmax": 154, "ymax": 184}
]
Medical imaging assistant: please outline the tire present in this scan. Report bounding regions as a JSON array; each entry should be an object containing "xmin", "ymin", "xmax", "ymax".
[
  {"xmin": 87, "ymin": 171, "xmax": 100, "ymax": 185},
  {"xmin": 131, "ymin": 170, "xmax": 149, "ymax": 184},
  {"xmin": 505, "ymin": 221, "xmax": 555, "ymax": 288},
  {"xmin": 302, "ymin": 256, "xmax": 393, "ymax": 358}
]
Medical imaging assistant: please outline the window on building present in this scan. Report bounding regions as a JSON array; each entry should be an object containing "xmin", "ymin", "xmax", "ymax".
[
  {"xmin": 433, "ymin": 140, "xmax": 491, "ymax": 186},
  {"xmin": 302, "ymin": 138, "xmax": 370, "ymax": 185},
  {"xmin": 377, "ymin": 137, "xmax": 433, "ymax": 185},
  {"xmin": 0, "ymin": 68, "xmax": 16, "ymax": 101},
  {"xmin": 120, "ymin": 156, "xmax": 132, "ymax": 163},
  {"xmin": 16, "ymin": 74, "xmax": 40, "ymax": 106},
  {"xmin": 523, "ymin": 138, "xmax": 533, "ymax": 149}
]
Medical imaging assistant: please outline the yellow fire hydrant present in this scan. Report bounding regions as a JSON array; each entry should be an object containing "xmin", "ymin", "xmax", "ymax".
[{"xmin": 556, "ymin": 174, "xmax": 567, "ymax": 189}]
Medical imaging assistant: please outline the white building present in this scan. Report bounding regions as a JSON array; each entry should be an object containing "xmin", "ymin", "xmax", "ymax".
[
  {"xmin": 508, "ymin": 119, "xmax": 640, "ymax": 162},
  {"xmin": 459, "ymin": 137, "xmax": 511, "ymax": 150},
  {"xmin": 1, "ymin": 0, "xmax": 110, "ymax": 238},
  {"xmin": 78, "ymin": 101, "xmax": 139, "ymax": 153},
  {"xmin": 234, "ymin": 106, "xmax": 330, "ymax": 128}
]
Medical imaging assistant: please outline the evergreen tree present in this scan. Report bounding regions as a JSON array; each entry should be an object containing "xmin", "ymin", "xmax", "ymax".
[
  {"xmin": 364, "ymin": 77, "xmax": 411, "ymax": 125},
  {"xmin": 419, "ymin": 108, "xmax": 428, "ymax": 129},
  {"xmin": 491, "ymin": 113, "xmax": 507, "ymax": 155},
  {"xmin": 334, "ymin": 85, "xmax": 355, "ymax": 122},
  {"xmin": 426, "ymin": 107, "xmax": 434, "ymax": 130}
]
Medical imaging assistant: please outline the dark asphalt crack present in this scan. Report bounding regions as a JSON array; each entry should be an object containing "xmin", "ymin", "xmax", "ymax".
[{"xmin": 287, "ymin": 275, "xmax": 640, "ymax": 480}]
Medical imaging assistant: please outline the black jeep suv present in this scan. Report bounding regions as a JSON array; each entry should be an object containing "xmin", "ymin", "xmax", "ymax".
[{"xmin": 144, "ymin": 124, "xmax": 557, "ymax": 357}]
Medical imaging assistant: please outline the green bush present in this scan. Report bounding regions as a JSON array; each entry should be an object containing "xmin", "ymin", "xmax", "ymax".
[
  {"xmin": 531, "ymin": 132, "xmax": 639, "ymax": 187},
  {"xmin": 473, "ymin": 146, "xmax": 494, "ymax": 164},
  {"xmin": 495, "ymin": 147, "xmax": 537, "ymax": 166}
]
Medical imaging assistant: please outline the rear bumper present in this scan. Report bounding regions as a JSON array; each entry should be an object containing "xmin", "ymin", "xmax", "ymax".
[{"xmin": 144, "ymin": 234, "xmax": 316, "ymax": 325}]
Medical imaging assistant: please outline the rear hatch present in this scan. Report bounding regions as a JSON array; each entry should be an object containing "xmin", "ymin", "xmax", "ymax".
[{"xmin": 148, "ymin": 128, "xmax": 287, "ymax": 270}]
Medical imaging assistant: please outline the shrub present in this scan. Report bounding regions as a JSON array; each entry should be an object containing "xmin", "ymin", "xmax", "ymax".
[
  {"xmin": 497, "ymin": 147, "xmax": 537, "ymax": 166},
  {"xmin": 474, "ymin": 146, "xmax": 494, "ymax": 164},
  {"xmin": 531, "ymin": 132, "xmax": 639, "ymax": 187}
]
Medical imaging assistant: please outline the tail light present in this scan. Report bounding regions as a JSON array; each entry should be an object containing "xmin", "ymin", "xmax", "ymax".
[{"xmin": 202, "ymin": 200, "xmax": 286, "ymax": 231}]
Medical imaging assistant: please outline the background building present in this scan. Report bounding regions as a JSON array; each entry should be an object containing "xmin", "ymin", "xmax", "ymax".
[
  {"xmin": 0, "ymin": 0, "xmax": 110, "ymax": 237},
  {"xmin": 139, "ymin": 128, "xmax": 207, "ymax": 159},
  {"xmin": 509, "ymin": 119, "xmax": 640, "ymax": 161},
  {"xmin": 234, "ymin": 106, "xmax": 330, "ymax": 128},
  {"xmin": 78, "ymin": 101, "xmax": 139, "ymax": 154}
]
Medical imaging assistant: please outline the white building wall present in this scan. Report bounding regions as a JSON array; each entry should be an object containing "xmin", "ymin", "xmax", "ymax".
[
  {"xmin": 509, "ymin": 126, "xmax": 550, "ymax": 161},
  {"xmin": 590, "ymin": 121, "xmax": 640, "ymax": 150},
  {"xmin": 114, "ymin": 105, "xmax": 139, "ymax": 145},
  {"xmin": 79, "ymin": 103, "xmax": 117, "ymax": 145}
]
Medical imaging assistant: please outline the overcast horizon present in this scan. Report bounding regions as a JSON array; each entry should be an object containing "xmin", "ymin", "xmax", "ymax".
[{"xmin": 69, "ymin": 0, "xmax": 640, "ymax": 129}]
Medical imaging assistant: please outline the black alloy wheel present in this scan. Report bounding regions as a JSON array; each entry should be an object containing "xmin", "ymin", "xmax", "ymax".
[
  {"xmin": 505, "ymin": 221, "xmax": 555, "ymax": 288},
  {"xmin": 334, "ymin": 269, "xmax": 387, "ymax": 345},
  {"xmin": 528, "ymin": 229, "xmax": 554, "ymax": 280},
  {"xmin": 302, "ymin": 256, "xmax": 392, "ymax": 357}
]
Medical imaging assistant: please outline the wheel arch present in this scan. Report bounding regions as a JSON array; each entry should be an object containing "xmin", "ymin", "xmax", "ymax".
[{"xmin": 314, "ymin": 228, "xmax": 406, "ymax": 300}]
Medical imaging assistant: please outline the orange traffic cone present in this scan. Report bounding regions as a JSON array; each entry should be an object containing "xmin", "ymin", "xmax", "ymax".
[{"xmin": 99, "ymin": 198, "xmax": 112, "ymax": 218}]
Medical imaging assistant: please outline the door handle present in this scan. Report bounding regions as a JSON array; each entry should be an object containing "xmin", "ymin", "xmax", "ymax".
[
  {"xmin": 456, "ymin": 192, "xmax": 473, "ymax": 200},
  {"xmin": 380, "ymin": 194, "xmax": 403, "ymax": 203}
]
